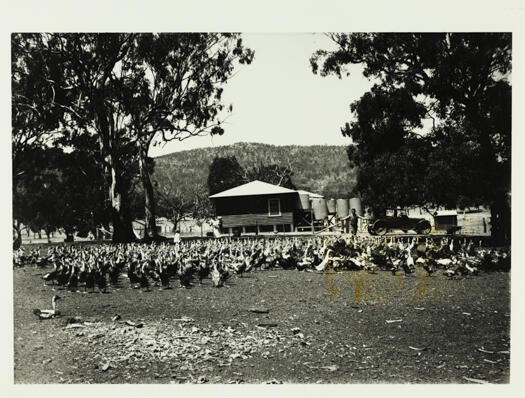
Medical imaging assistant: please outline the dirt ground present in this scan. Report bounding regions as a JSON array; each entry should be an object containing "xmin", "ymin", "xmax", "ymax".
[{"xmin": 13, "ymin": 263, "xmax": 510, "ymax": 384}]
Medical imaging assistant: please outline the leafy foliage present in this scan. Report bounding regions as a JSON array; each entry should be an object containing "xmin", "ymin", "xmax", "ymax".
[
  {"xmin": 207, "ymin": 156, "xmax": 246, "ymax": 196},
  {"xmin": 12, "ymin": 33, "xmax": 254, "ymax": 241},
  {"xmin": 244, "ymin": 163, "xmax": 296, "ymax": 190},
  {"xmin": 13, "ymin": 145, "xmax": 109, "ymax": 238},
  {"xmin": 311, "ymin": 33, "xmax": 511, "ymax": 243}
]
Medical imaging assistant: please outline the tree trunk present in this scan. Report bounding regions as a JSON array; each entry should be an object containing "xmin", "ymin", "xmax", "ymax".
[
  {"xmin": 474, "ymin": 115, "xmax": 510, "ymax": 247},
  {"xmin": 94, "ymin": 89, "xmax": 136, "ymax": 244},
  {"xmin": 65, "ymin": 231, "xmax": 74, "ymax": 242},
  {"xmin": 138, "ymin": 142, "xmax": 158, "ymax": 240},
  {"xmin": 172, "ymin": 217, "xmax": 178, "ymax": 234},
  {"xmin": 107, "ymin": 157, "xmax": 136, "ymax": 243},
  {"xmin": 13, "ymin": 223, "xmax": 22, "ymax": 250},
  {"xmin": 490, "ymin": 191, "xmax": 511, "ymax": 246}
]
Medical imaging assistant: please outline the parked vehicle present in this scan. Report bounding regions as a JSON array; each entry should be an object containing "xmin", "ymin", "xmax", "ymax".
[{"xmin": 368, "ymin": 215, "xmax": 432, "ymax": 235}]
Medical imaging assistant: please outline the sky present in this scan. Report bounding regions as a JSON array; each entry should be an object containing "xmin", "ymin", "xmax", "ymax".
[{"xmin": 148, "ymin": 33, "xmax": 374, "ymax": 157}]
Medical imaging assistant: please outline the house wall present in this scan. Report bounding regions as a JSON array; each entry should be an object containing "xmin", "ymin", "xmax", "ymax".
[
  {"xmin": 214, "ymin": 193, "xmax": 298, "ymax": 216},
  {"xmin": 220, "ymin": 212, "xmax": 294, "ymax": 228},
  {"xmin": 213, "ymin": 192, "xmax": 299, "ymax": 230}
]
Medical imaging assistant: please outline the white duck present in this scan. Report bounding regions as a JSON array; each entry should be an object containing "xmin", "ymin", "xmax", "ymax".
[
  {"xmin": 33, "ymin": 295, "xmax": 62, "ymax": 320},
  {"xmin": 315, "ymin": 249, "xmax": 333, "ymax": 272}
]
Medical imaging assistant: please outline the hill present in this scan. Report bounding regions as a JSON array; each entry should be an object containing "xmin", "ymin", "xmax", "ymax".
[{"xmin": 153, "ymin": 142, "xmax": 356, "ymax": 199}]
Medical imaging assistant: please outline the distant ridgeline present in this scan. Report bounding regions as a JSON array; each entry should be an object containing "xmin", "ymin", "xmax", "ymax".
[{"xmin": 153, "ymin": 142, "xmax": 356, "ymax": 198}]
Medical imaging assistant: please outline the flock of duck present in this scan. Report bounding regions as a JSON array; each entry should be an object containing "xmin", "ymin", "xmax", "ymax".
[{"xmin": 15, "ymin": 236, "xmax": 510, "ymax": 300}]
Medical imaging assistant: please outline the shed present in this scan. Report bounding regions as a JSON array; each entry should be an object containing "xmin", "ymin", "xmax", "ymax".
[{"xmin": 209, "ymin": 180, "xmax": 319, "ymax": 234}]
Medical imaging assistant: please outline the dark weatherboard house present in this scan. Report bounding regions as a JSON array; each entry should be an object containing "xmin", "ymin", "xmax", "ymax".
[{"xmin": 209, "ymin": 180, "xmax": 317, "ymax": 234}]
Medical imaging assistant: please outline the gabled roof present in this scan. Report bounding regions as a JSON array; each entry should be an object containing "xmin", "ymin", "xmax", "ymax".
[
  {"xmin": 296, "ymin": 189, "xmax": 324, "ymax": 199},
  {"xmin": 209, "ymin": 180, "xmax": 297, "ymax": 199}
]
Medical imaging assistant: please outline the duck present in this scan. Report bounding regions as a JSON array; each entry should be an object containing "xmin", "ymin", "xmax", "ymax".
[
  {"xmin": 297, "ymin": 243, "xmax": 313, "ymax": 270},
  {"xmin": 159, "ymin": 263, "xmax": 171, "ymax": 289},
  {"xmin": 42, "ymin": 262, "xmax": 59, "ymax": 286},
  {"xmin": 108, "ymin": 259, "xmax": 121, "ymax": 287},
  {"xmin": 138, "ymin": 263, "xmax": 151, "ymax": 292},
  {"xmin": 95, "ymin": 267, "xmax": 108, "ymax": 293},
  {"xmin": 402, "ymin": 249, "xmax": 415, "ymax": 274},
  {"xmin": 211, "ymin": 255, "xmax": 231, "ymax": 287},
  {"xmin": 33, "ymin": 295, "xmax": 62, "ymax": 320},
  {"xmin": 416, "ymin": 255, "xmax": 433, "ymax": 276},
  {"xmin": 210, "ymin": 260, "xmax": 222, "ymax": 287},
  {"xmin": 67, "ymin": 266, "xmax": 79, "ymax": 292},
  {"xmin": 178, "ymin": 258, "xmax": 194, "ymax": 288},
  {"xmin": 315, "ymin": 249, "xmax": 333, "ymax": 272},
  {"xmin": 232, "ymin": 248, "xmax": 247, "ymax": 276}
]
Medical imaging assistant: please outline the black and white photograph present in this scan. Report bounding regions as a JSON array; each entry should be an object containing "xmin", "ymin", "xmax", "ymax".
[{"xmin": 4, "ymin": 0, "xmax": 524, "ymax": 392}]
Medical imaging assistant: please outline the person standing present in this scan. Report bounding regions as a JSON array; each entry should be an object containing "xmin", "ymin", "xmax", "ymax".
[
  {"xmin": 349, "ymin": 208, "xmax": 359, "ymax": 235},
  {"xmin": 173, "ymin": 229, "xmax": 181, "ymax": 244},
  {"xmin": 348, "ymin": 208, "xmax": 367, "ymax": 235}
]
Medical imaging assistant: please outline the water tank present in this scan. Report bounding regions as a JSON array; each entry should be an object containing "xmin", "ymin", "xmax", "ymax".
[
  {"xmin": 312, "ymin": 198, "xmax": 328, "ymax": 220},
  {"xmin": 336, "ymin": 199, "xmax": 349, "ymax": 218},
  {"xmin": 349, "ymin": 197, "xmax": 363, "ymax": 216},
  {"xmin": 297, "ymin": 193, "xmax": 311, "ymax": 210},
  {"xmin": 327, "ymin": 198, "xmax": 337, "ymax": 214}
]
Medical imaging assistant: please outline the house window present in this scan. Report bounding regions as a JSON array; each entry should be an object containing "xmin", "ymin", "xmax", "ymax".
[{"xmin": 268, "ymin": 198, "xmax": 281, "ymax": 216}]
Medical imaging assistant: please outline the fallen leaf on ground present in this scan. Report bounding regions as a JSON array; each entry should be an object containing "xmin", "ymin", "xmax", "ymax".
[
  {"xmin": 257, "ymin": 323, "xmax": 278, "ymax": 327},
  {"xmin": 65, "ymin": 324, "xmax": 85, "ymax": 329},
  {"xmin": 463, "ymin": 376, "xmax": 488, "ymax": 384},
  {"xmin": 320, "ymin": 365, "xmax": 338, "ymax": 372},
  {"xmin": 248, "ymin": 308, "xmax": 269, "ymax": 314},
  {"xmin": 477, "ymin": 347, "xmax": 494, "ymax": 354},
  {"xmin": 65, "ymin": 316, "xmax": 83, "ymax": 324}
]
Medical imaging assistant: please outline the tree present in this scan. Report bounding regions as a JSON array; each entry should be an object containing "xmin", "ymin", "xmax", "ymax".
[
  {"xmin": 192, "ymin": 184, "xmax": 215, "ymax": 235},
  {"xmin": 13, "ymin": 143, "xmax": 110, "ymax": 241},
  {"xmin": 11, "ymin": 34, "xmax": 63, "ymax": 175},
  {"xmin": 117, "ymin": 34, "xmax": 253, "ymax": 239},
  {"xmin": 244, "ymin": 163, "xmax": 296, "ymax": 189},
  {"xmin": 311, "ymin": 33, "xmax": 511, "ymax": 244},
  {"xmin": 14, "ymin": 149, "xmax": 64, "ymax": 241},
  {"xmin": 340, "ymin": 85, "xmax": 430, "ymax": 212},
  {"xmin": 153, "ymin": 166, "xmax": 194, "ymax": 232},
  {"xmin": 12, "ymin": 34, "xmax": 66, "ymax": 242},
  {"xmin": 12, "ymin": 34, "xmax": 143, "ymax": 242},
  {"xmin": 207, "ymin": 156, "xmax": 246, "ymax": 196},
  {"xmin": 12, "ymin": 33, "xmax": 254, "ymax": 242}
]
